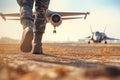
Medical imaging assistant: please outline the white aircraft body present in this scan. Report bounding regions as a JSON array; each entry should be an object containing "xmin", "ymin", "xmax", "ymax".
[
  {"xmin": 0, "ymin": 10, "xmax": 90, "ymax": 33},
  {"xmin": 86, "ymin": 27, "xmax": 119, "ymax": 44}
]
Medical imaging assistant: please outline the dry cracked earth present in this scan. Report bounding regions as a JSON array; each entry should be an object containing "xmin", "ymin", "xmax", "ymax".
[{"xmin": 0, "ymin": 43, "xmax": 120, "ymax": 80}]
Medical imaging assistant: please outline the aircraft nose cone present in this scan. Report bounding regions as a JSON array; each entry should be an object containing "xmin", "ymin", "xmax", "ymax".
[{"xmin": 94, "ymin": 36, "xmax": 100, "ymax": 41}]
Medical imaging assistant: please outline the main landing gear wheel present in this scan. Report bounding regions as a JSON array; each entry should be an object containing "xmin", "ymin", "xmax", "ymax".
[{"xmin": 88, "ymin": 41, "xmax": 90, "ymax": 44}]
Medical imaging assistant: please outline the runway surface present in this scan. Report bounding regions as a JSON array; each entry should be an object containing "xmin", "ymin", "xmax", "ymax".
[{"xmin": 0, "ymin": 43, "xmax": 120, "ymax": 80}]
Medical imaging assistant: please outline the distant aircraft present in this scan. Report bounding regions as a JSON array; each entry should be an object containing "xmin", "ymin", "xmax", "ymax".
[
  {"xmin": 86, "ymin": 26, "xmax": 119, "ymax": 44},
  {"xmin": 0, "ymin": 10, "xmax": 90, "ymax": 33}
]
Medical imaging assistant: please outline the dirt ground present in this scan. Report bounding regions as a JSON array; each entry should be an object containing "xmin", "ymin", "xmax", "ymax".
[{"xmin": 0, "ymin": 43, "xmax": 120, "ymax": 80}]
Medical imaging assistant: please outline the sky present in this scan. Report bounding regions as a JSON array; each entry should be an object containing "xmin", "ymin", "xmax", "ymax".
[{"xmin": 0, "ymin": 0, "xmax": 120, "ymax": 42}]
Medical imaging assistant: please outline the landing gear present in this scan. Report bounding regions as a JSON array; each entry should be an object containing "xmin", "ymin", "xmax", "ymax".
[
  {"xmin": 53, "ymin": 26, "xmax": 57, "ymax": 33},
  {"xmin": 88, "ymin": 41, "xmax": 90, "ymax": 44},
  {"xmin": 53, "ymin": 30, "xmax": 56, "ymax": 33},
  {"xmin": 104, "ymin": 41, "xmax": 107, "ymax": 44}
]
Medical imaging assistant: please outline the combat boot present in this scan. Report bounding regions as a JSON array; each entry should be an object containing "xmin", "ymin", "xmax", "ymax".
[
  {"xmin": 20, "ymin": 19, "xmax": 33, "ymax": 52},
  {"xmin": 33, "ymin": 32, "xmax": 43, "ymax": 54}
]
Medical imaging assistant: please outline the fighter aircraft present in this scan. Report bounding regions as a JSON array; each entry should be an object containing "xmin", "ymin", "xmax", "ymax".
[
  {"xmin": 0, "ymin": 10, "xmax": 90, "ymax": 33},
  {"xmin": 86, "ymin": 27, "xmax": 119, "ymax": 44}
]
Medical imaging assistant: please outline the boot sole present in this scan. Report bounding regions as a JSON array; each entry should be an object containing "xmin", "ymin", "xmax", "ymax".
[{"xmin": 20, "ymin": 28, "xmax": 33, "ymax": 52}]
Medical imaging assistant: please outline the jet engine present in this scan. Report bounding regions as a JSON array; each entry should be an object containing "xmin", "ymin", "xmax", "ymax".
[{"xmin": 49, "ymin": 13, "xmax": 62, "ymax": 27}]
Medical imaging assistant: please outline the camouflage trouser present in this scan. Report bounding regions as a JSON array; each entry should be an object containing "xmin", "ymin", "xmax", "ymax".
[{"xmin": 17, "ymin": 0, "xmax": 50, "ymax": 33}]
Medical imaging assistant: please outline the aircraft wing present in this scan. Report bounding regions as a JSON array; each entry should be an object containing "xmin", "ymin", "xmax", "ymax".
[
  {"xmin": 0, "ymin": 13, "xmax": 20, "ymax": 21},
  {"xmin": 0, "ymin": 10, "xmax": 90, "ymax": 21},
  {"xmin": 62, "ymin": 17, "xmax": 83, "ymax": 20},
  {"xmin": 56, "ymin": 11, "xmax": 90, "ymax": 20},
  {"xmin": 6, "ymin": 17, "xmax": 83, "ymax": 21},
  {"xmin": 105, "ymin": 36, "xmax": 120, "ymax": 40},
  {"xmin": 7, "ymin": 18, "xmax": 20, "ymax": 20},
  {"xmin": 56, "ymin": 12, "xmax": 89, "ymax": 16}
]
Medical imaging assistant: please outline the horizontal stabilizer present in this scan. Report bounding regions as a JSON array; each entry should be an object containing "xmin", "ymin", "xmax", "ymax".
[{"xmin": 86, "ymin": 36, "xmax": 91, "ymax": 39}]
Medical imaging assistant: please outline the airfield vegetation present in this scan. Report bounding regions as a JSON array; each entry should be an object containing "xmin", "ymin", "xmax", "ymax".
[{"xmin": 0, "ymin": 43, "xmax": 120, "ymax": 80}]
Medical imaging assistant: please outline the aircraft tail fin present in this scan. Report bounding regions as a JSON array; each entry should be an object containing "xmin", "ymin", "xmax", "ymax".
[
  {"xmin": 0, "ymin": 13, "xmax": 6, "ymax": 21},
  {"xmin": 90, "ymin": 26, "xmax": 93, "ymax": 34},
  {"xmin": 103, "ymin": 25, "xmax": 107, "ymax": 33}
]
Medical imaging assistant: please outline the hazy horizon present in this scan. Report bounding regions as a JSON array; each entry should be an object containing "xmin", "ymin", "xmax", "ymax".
[{"xmin": 0, "ymin": 0, "xmax": 120, "ymax": 42}]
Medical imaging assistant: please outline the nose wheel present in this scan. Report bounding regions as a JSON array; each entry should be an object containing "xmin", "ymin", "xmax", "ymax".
[{"xmin": 104, "ymin": 41, "xmax": 107, "ymax": 44}]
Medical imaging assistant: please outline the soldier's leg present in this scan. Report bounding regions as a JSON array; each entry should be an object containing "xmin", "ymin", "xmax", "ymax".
[
  {"xmin": 17, "ymin": 0, "xmax": 34, "ymax": 52},
  {"xmin": 33, "ymin": 0, "xmax": 50, "ymax": 54}
]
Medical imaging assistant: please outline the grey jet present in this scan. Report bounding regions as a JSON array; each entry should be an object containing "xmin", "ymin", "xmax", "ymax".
[{"xmin": 86, "ymin": 27, "xmax": 119, "ymax": 44}]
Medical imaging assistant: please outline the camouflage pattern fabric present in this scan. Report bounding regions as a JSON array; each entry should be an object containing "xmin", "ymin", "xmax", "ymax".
[{"xmin": 17, "ymin": 0, "xmax": 50, "ymax": 32}]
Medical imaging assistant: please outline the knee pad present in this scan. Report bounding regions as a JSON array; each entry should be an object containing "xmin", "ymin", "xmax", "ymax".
[{"xmin": 17, "ymin": 0, "xmax": 34, "ymax": 7}]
